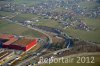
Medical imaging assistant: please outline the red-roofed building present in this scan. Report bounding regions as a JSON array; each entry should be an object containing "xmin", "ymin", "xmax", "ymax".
[{"xmin": 0, "ymin": 34, "xmax": 37, "ymax": 51}]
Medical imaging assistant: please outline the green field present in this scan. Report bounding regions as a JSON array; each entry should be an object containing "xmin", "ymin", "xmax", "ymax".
[
  {"xmin": 63, "ymin": 17, "xmax": 100, "ymax": 43},
  {"xmin": 0, "ymin": 19, "xmax": 46, "ymax": 38},
  {"xmin": 32, "ymin": 19, "xmax": 60, "ymax": 28},
  {"xmin": 12, "ymin": 13, "xmax": 40, "ymax": 21},
  {"xmin": 79, "ymin": 1, "xmax": 100, "ymax": 9},
  {"xmin": 11, "ymin": 0, "xmax": 48, "ymax": 7},
  {"xmin": 0, "ymin": 11, "xmax": 14, "ymax": 17}
]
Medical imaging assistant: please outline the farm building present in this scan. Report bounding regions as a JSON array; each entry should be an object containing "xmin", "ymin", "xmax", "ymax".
[{"xmin": 0, "ymin": 34, "xmax": 37, "ymax": 51}]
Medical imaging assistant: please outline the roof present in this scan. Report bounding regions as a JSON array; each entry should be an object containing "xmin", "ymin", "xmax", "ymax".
[
  {"xmin": 0, "ymin": 34, "xmax": 14, "ymax": 39},
  {"xmin": 3, "ymin": 38, "xmax": 18, "ymax": 45},
  {"xmin": 11, "ymin": 37, "xmax": 35, "ymax": 47},
  {"xmin": 0, "ymin": 34, "xmax": 18, "ymax": 45},
  {"xmin": 0, "ymin": 34, "xmax": 36, "ymax": 47}
]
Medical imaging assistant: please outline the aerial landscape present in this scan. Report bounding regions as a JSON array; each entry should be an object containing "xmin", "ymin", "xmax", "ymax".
[{"xmin": 0, "ymin": 0, "xmax": 100, "ymax": 66}]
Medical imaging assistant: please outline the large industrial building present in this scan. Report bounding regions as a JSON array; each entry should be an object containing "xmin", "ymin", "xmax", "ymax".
[{"xmin": 0, "ymin": 34, "xmax": 37, "ymax": 51}]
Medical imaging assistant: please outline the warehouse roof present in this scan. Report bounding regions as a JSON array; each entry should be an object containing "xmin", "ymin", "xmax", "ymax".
[
  {"xmin": 11, "ymin": 37, "xmax": 36, "ymax": 47},
  {"xmin": 0, "ymin": 34, "xmax": 14, "ymax": 39},
  {"xmin": 0, "ymin": 34, "xmax": 18, "ymax": 45},
  {"xmin": 0, "ymin": 34, "xmax": 37, "ymax": 47}
]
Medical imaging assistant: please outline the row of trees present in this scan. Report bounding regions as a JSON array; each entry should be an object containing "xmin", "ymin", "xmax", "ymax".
[{"xmin": 43, "ymin": 41, "xmax": 68, "ymax": 51}]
